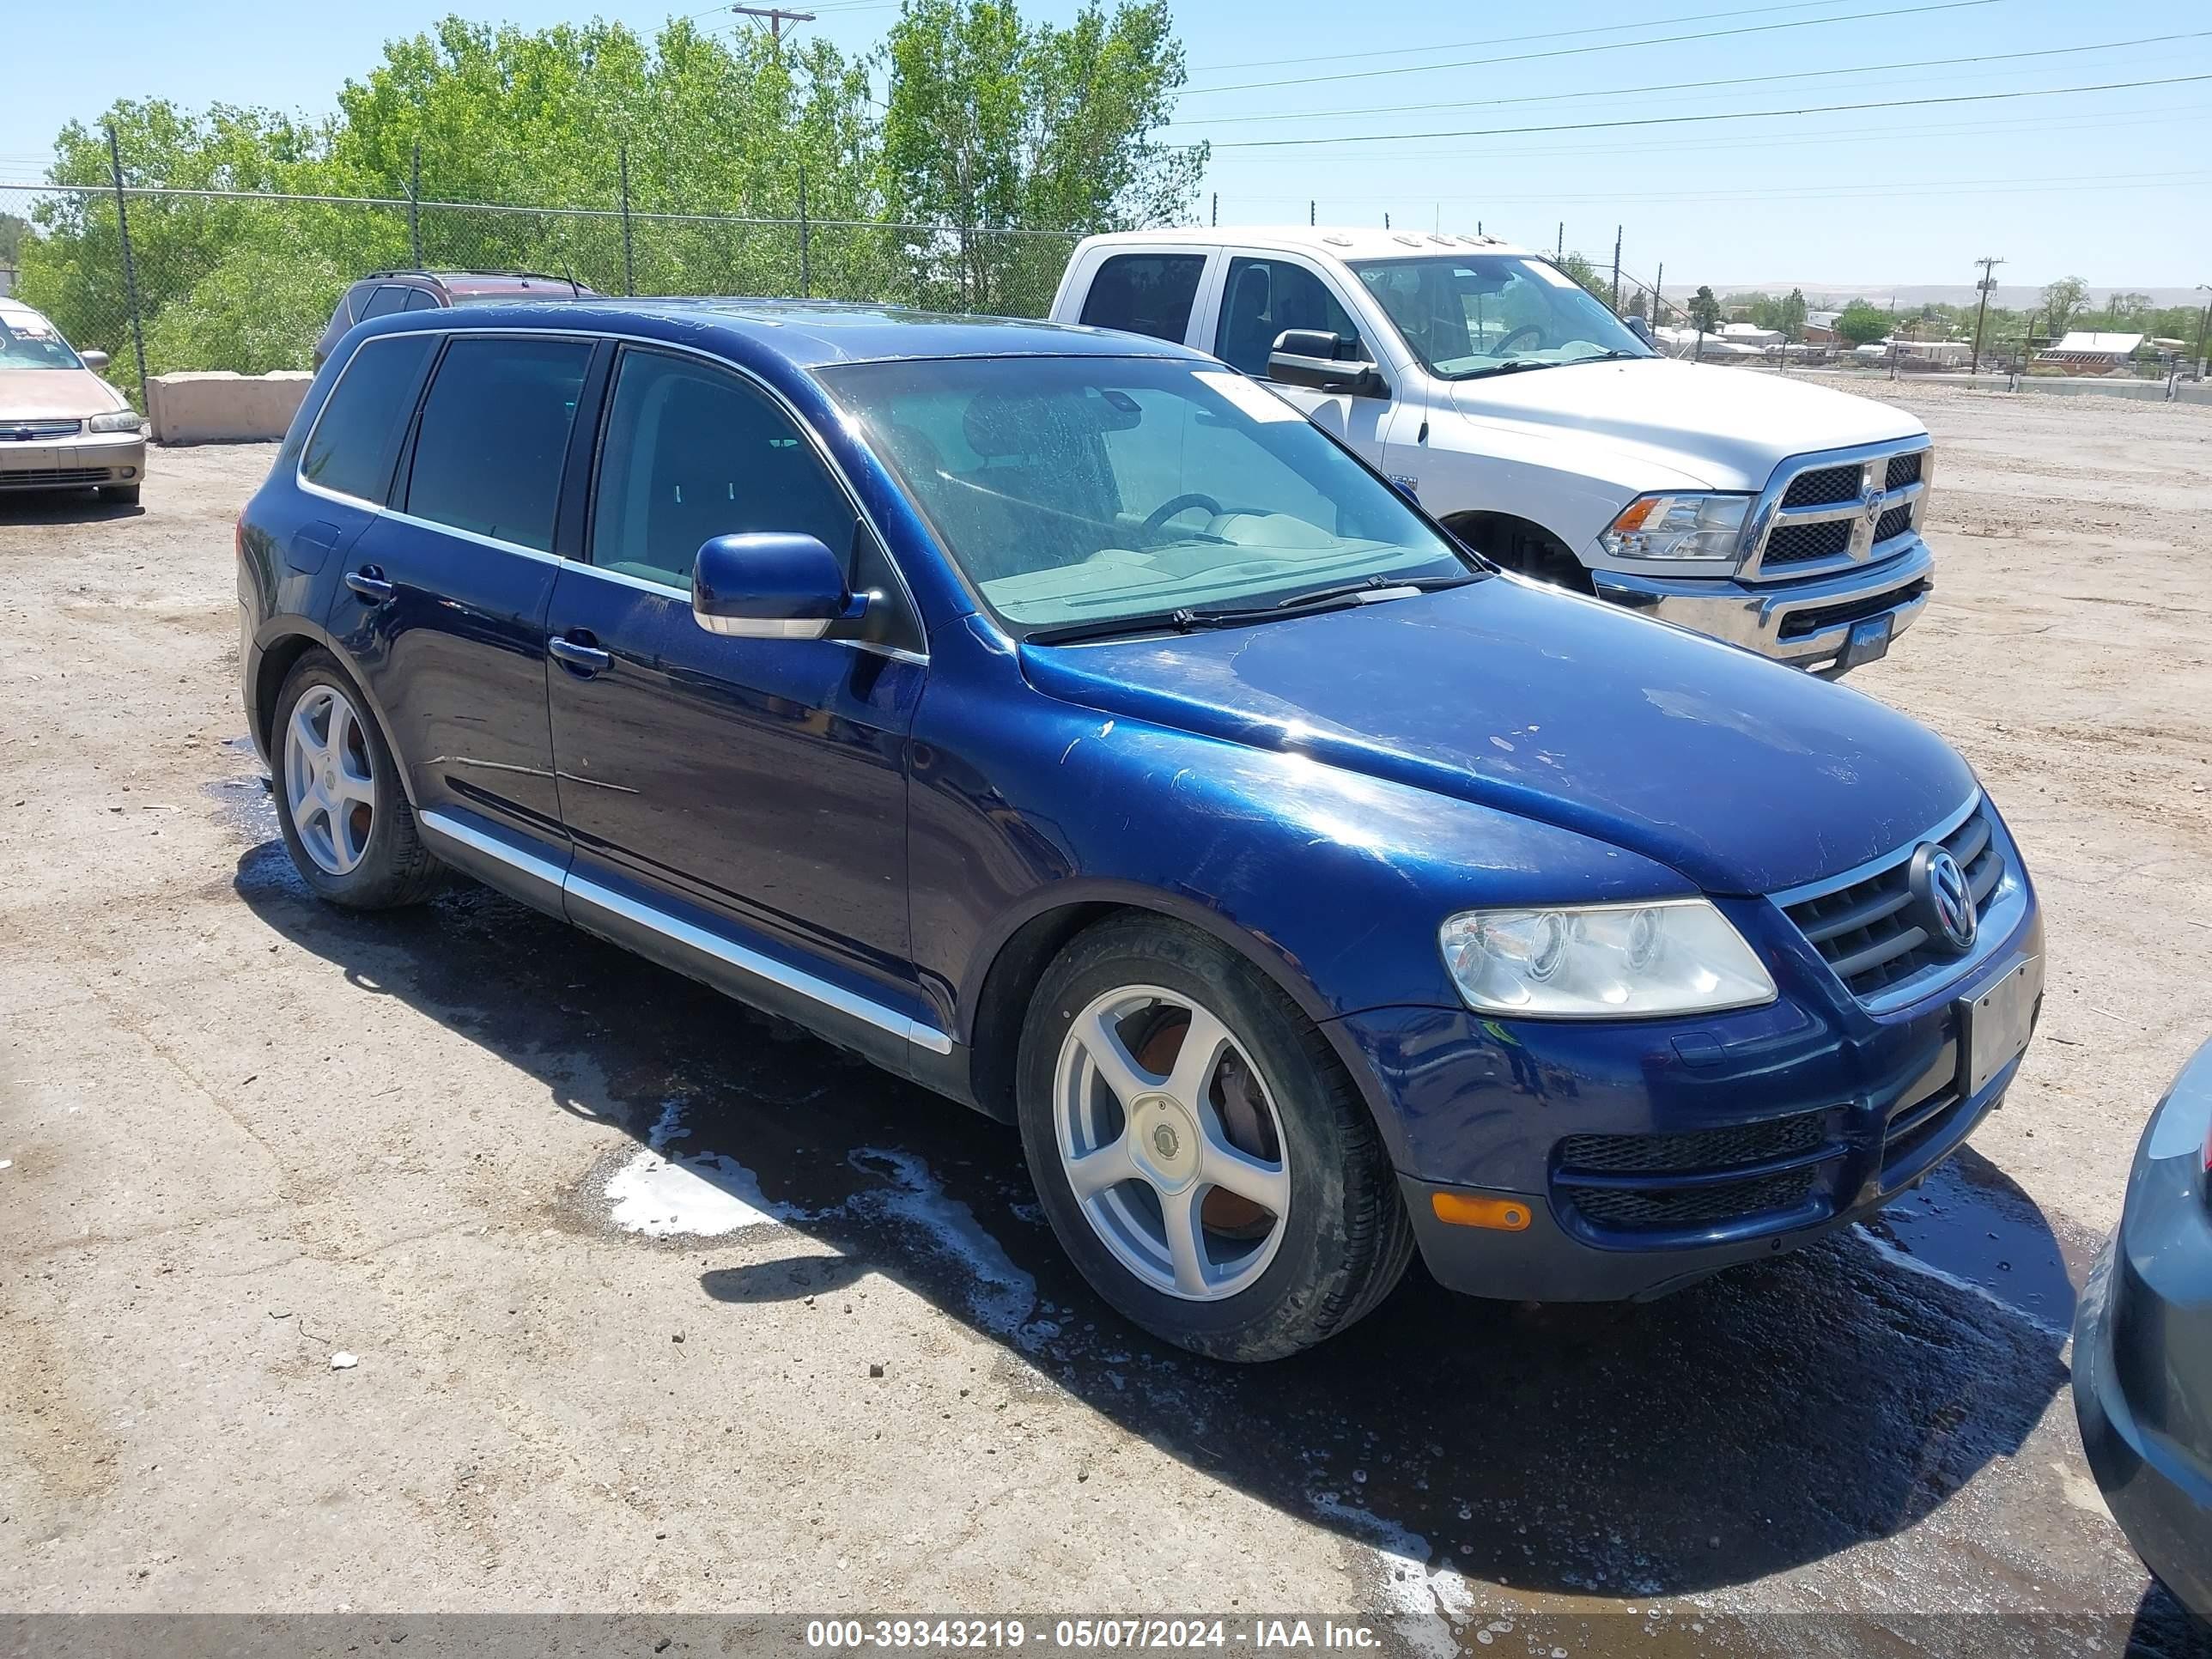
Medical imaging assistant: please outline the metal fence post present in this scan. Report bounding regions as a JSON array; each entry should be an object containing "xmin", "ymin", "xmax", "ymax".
[
  {"xmin": 103, "ymin": 125, "xmax": 149, "ymax": 410},
  {"xmin": 409, "ymin": 143, "xmax": 423, "ymax": 267},
  {"xmin": 798, "ymin": 161, "xmax": 810, "ymax": 298},
  {"xmin": 618, "ymin": 145, "xmax": 635, "ymax": 297}
]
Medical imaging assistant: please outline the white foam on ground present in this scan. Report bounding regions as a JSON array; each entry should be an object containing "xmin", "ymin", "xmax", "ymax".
[
  {"xmin": 604, "ymin": 1098, "xmax": 797, "ymax": 1238},
  {"xmin": 1309, "ymin": 1492, "xmax": 1475, "ymax": 1659},
  {"xmin": 847, "ymin": 1147, "xmax": 1037, "ymax": 1339}
]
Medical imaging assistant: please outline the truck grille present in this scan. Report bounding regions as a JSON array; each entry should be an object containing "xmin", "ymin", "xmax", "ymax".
[
  {"xmin": 1553, "ymin": 1109, "xmax": 1840, "ymax": 1236},
  {"xmin": 1781, "ymin": 802, "xmax": 2005, "ymax": 999},
  {"xmin": 1780, "ymin": 465, "xmax": 1860, "ymax": 508},
  {"xmin": 1874, "ymin": 505, "xmax": 1913, "ymax": 543},
  {"xmin": 1765, "ymin": 520, "xmax": 1853, "ymax": 564},
  {"xmin": 1885, "ymin": 452, "xmax": 1923, "ymax": 489},
  {"xmin": 1776, "ymin": 577, "xmax": 1929, "ymax": 641}
]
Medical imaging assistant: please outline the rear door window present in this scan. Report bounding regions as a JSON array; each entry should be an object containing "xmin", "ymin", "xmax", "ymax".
[
  {"xmin": 358, "ymin": 285, "xmax": 416, "ymax": 320},
  {"xmin": 300, "ymin": 331, "xmax": 436, "ymax": 503},
  {"xmin": 402, "ymin": 289, "xmax": 442, "ymax": 312},
  {"xmin": 404, "ymin": 335, "xmax": 592, "ymax": 553},
  {"xmin": 1079, "ymin": 252, "xmax": 1206, "ymax": 345},
  {"xmin": 1215, "ymin": 258, "xmax": 1366, "ymax": 377}
]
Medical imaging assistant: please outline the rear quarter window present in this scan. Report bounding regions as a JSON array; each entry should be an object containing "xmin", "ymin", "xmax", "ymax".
[
  {"xmin": 403, "ymin": 335, "xmax": 593, "ymax": 553},
  {"xmin": 300, "ymin": 332, "xmax": 437, "ymax": 503},
  {"xmin": 1079, "ymin": 252, "xmax": 1206, "ymax": 345}
]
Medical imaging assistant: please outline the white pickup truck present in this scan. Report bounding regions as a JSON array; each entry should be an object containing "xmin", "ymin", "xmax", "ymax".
[{"xmin": 1048, "ymin": 228, "xmax": 1936, "ymax": 676}]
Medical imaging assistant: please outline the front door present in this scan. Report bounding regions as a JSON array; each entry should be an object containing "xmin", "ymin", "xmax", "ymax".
[
  {"xmin": 325, "ymin": 331, "xmax": 595, "ymax": 836},
  {"xmin": 545, "ymin": 345, "xmax": 924, "ymax": 1009},
  {"xmin": 1212, "ymin": 253, "xmax": 1393, "ymax": 465}
]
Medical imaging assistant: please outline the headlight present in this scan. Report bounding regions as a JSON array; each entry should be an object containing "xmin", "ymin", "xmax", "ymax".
[
  {"xmin": 1599, "ymin": 493, "xmax": 1749, "ymax": 562},
  {"xmin": 87, "ymin": 410, "xmax": 144, "ymax": 434},
  {"xmin": 1438, "ymin": 898, "xmax": 1775, "ymax": 1018}
]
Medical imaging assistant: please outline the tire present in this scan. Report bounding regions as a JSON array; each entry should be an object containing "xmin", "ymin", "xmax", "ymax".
[
  {"xmin": 270, "ymin": 650, "xmax": 443, "ymax": 908},
  {"xmin": 99, "ymin": 483, "xmax": 141, "ymax": 506},
  {"xmin": 1015, "ymin": 915, "xmax": 1413, "ymax": 1362}
]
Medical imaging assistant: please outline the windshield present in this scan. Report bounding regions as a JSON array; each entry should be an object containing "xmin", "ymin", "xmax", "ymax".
[
  {"xmin": 1352, "ymin": 256, "xmax": 1652, "ymax": 380},
  {"xmin": 819, "ymin": 355, "xmax": 1472, "ymax": 633},
  {"xmin": 0, "ymin": 313, "xmax": 87, "ymax": 371}
]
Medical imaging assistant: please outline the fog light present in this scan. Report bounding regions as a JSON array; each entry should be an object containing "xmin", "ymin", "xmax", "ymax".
[{"xmin": 1431, "ymin": 1192, "xmax": 1532, "ymax": 1231}]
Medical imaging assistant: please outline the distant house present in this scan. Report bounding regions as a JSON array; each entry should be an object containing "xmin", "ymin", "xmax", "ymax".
[
  {"xmin": 1802, "ymin": 309, "xmax": 1841, "ymax": 345},
  {"xmin": 2036, "ymin": 331, "xmax": 2144, "ymax": 368},
  {"xmin": 1712, "ymin": 322, "xmax": 1782, "ymax": 347}
]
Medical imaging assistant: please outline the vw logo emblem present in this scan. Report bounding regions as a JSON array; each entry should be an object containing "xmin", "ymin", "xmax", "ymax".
[{"xmin": 1908, "ymin": 843, "xmax": 1978, "ymax": 953}]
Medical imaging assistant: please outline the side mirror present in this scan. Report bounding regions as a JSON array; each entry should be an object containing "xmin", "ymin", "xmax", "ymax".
[
  {"xmin": 80, "ymin": 349, "xmax": 111, "ymax": 371},
  {"xmin": 1621, "ymin": 316, "xmax": 1655, "ymax": 349},
  {"xmin": 1267, "ymin": 329, "xmax": 1385, "ymax": 397},
  {"xmin": 691, "ymin": 532, "xmax": 867, "ymax": 641}
]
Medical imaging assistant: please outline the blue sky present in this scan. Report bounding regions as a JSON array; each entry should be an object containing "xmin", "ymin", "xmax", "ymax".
[{"xmin": 3, "ymin": 0, "xmax": 2208, "ymax": 289}]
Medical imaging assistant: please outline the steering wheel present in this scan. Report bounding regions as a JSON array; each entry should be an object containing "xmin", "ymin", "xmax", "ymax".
[
  {"xmin": 1141, "ymin": 493, "xmax": 1224, "ymax": 541},
  {"xmin": 1490, "ymin": 324, "xmax": 1543, "ymax": 356}
]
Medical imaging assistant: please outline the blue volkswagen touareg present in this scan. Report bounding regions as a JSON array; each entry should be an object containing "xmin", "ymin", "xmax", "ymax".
[{"xmin": 238, "ymin": 299, "xmax": 2044, "ymax": 1361}]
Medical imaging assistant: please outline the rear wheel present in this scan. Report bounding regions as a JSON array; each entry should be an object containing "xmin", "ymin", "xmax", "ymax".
[
  {"xmin": 1016, "ymin": 915, "xmax": 1413, "ymax": 1361},
  {"xmin": 272, "ymin": 652, "xmax": 443, "ymax": 908}
]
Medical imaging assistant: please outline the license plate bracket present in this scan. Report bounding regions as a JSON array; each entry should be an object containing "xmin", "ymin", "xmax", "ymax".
[
  {"xmin": 1840, "ymin": 613, "xmax": 1894, "ymax": 670},
  {"xmin": 1960, "ymin": 955, "xmax": 2042, "ymax": 1099}
]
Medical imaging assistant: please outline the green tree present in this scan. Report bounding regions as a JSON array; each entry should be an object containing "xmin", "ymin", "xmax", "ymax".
[
  {"xmin": 2041, "ymin": 275, "xmax": 2088, "ymax": 337},
  {"xmin": 1836, "ymin": 300, "xmax": 1890, "ymax": 347},
  {"xmin": 1687, "ymin": 285, "xmax": 1722, "ymax": 331},
  {"xmin": 0, "ymin": 212, "xmax": 27, "ymax": 266}
]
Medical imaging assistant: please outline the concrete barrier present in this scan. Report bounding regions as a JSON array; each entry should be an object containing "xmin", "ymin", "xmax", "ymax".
[{"xmin": 146, "ymin": 371, "xmax": 314, "ymax": 445}]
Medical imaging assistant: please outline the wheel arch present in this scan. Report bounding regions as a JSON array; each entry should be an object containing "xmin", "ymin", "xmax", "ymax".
[
  {"xmin": 956, "ymin": 885, "xmax": 1410, "ymax": 1170},
  {"xmin": 1440, "ymin": 509, "xmax": 1595, "ymax": 593},
  {"xmin": 249, "ymin": 623, "xmax": 420, "ymax": 809}
]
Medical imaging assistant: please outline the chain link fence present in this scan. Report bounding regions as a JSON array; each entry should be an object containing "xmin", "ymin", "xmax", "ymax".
[{"xmin": 0, "ymin": 179, "xmax": 1079, "ymax": 407}]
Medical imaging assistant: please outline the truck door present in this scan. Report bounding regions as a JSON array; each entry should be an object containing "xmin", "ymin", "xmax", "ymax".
[{"xmin": 1211, "ymin": 253, "xmax": 1396, "ymax": 467}]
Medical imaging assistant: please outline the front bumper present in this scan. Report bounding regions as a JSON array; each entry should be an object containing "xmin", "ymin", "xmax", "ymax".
[
  {"xmin": 1331, "ymin": 852, "xmax": 2042, "ymax": 1303},
  {"xmin": 0, "ymin": 430, "xmax": 146, "ymax": 491},
  {"xmin": 1590, "ymin": 537, "xmax": 1933, "ymax": 676},
  {"xmin": 2074, "ymin": 1042, "xmax": 2212, "ymax": 1622}
]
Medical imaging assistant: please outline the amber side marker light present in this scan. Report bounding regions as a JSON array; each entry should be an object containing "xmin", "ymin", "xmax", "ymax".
[{"xmin": 1431, "ymin": 1193, "xmax": 1532, "ymax": 1231}]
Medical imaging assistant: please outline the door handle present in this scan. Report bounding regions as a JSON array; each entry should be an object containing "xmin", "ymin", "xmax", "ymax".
[
  {"xmin": 344, "ymin": 566, "xmax": 394, "ymax": 602},
  {"xmin": 548, "ymin": 633, "xmax": 612, "ymax": 676}
]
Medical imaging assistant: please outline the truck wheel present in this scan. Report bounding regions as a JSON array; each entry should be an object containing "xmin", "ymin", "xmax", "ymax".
[
  {"xmin": 1016, "ymin": 915, "xmax": 1413, "ymax": 1362},
  {"xmin": 271, "ymin": 651, "xmax": 444, "ymax": 909}
]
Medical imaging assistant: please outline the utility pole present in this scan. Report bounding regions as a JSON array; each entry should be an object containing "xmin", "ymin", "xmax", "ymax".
[
  {"xmin": 1969, "ymin": 255, "xmax": 2003, "ymax": 376},
  {"xmin": 1654, "ymin": 261, "xmax": 1664, "ymax": 326},
  {"xmin": 1308, "ymin": 199, "xmax": 1316, "ymax": 227},
  {"xmin": 730, "ymin": 4, "xmax": 814, "ymax": 45},
  {"xmin": 2195, "ymin": 284, "xmax": 2210, "ymax": 380},
  {"xmin": 1210, "ymin": 191, "xmax": 1217, "ymax": 228},
  {"xmin": 1610, "ymin": 224, "xmax": 1622, "ymax": 315},
  {"xmin": 1556, "ymin": 222, "xmax": 1564, "ymax": 259}
]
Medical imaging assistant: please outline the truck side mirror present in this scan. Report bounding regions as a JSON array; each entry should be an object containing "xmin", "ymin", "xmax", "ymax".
[{"xmin": 1267, "ymin": 329, "xmax": 1386, "ymax": 398}]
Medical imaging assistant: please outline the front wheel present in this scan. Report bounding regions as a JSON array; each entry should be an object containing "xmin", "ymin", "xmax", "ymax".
[{"xmin": 1016, "ymin": 915, "xmax": 1413, "ymax": 1361}]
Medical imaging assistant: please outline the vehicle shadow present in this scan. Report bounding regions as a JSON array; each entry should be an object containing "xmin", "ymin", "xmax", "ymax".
[
  {"xmin": 0, "ymin": 486, "xmax": 143, "ymax": 523},
  {"xmin": 232, "ymin": 834, "xmax": 2074, "ymax": 1601}
]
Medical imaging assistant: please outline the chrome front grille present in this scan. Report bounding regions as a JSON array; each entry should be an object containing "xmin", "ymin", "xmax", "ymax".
[
  {"xmin": 1, "ymin": 418, "xmax": 83, "ymax": 441},
  {"xmin": 1745, "ymin": 440, "xmax": 1932, "ymax": 580},
  {"xmin": 1781, "ymin": 800, "xmax": 2005, "ymax": 1000}
]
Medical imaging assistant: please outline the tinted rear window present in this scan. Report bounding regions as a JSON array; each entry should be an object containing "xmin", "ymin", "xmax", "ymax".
[
  {"xmin": 404, "ymin": 335, "xmax": 592, "ymax": 553},
  {"xmin": 301, "ymin": 332, "xmax": 435, "ymax": 502},
  {"xmin": 1079, "ymin": 252, "xmax": 1206, "ymax": 344}
]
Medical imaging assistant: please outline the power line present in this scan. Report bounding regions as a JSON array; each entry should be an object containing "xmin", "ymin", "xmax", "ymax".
[
  {"xmin": 1169, "ymin": 30, "xmax": 2212, "ymax": 128},
  {"xmin": 1176, "ymin": 0, "xmax": 2001, "ymax": 97},
  {"xmin": 1188, "ymin": 0, "xmax": 1886, "ymax": 74},
  {"xmin": 1224, "ymin": 169, "xmax": 2212, "ymax": 212},
  {"xmin": 1208, "ymin": 71, "xmax": 2212, "ymax": 149}
]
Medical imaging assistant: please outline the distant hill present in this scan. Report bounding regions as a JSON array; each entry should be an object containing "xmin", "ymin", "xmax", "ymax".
[{"xmin": 1695, "ymin": 283, "xmax": 2205, "ymax": 310}]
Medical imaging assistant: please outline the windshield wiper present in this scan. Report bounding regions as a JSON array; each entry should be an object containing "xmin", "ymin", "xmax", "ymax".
[
  {"xmin": 1455, "ymin": 358, "xmax": 1559, "ymax": 380},
  {"xmin": 1021, "ymin": 607, "xmax": 1255, "ymax": 647},
  {"xmin": 1273, "ymin": 572, "xmax": 1482, "ymax": 609}
]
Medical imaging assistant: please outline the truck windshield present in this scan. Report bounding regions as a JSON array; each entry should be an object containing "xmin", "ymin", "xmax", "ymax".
[
  {"xmin": 1352, "ymin": 255, "xmax": 1653, "ymax": 380},
  {"xmin": 819, "ymin": 354, "xmax": 1472, "ymax": 635}
]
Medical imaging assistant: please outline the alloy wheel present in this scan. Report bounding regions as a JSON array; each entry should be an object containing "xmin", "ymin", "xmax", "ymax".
[{"xmin": 283, "ymin": 684, "xmax": 376, "ymax": 877}]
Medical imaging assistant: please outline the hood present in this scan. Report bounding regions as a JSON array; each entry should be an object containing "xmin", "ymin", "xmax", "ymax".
[
  {"xmin": 0, "ymin": 368, "xmax": 129, "ymax": 422},
  {"xmin": 1017, "ymin": 579, "xmax": 1974, "ymax": 896},
  {"xmin": 1448, "ymin": 358, "xmax": 1923, "ymax": 491}
]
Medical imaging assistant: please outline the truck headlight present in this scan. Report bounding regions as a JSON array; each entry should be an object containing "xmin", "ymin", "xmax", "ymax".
[
  {"xmin": 1438, "ymin": 898, "xmax": 1775, "ymax": 1018},
  {"xmin": 87, "ymin": 410, "xmax": 145, "ymax": 434},
  {"xmin": 1599, "ymin": 493, "xmax": 1749, "ymax": 562}
]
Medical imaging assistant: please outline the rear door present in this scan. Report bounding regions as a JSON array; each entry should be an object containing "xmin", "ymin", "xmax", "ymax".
[
  {"xmin": 1075, "ymin": 250, "xmax": 1214, "ymax": 349},
  {"xmin": 325, "ymin": 330, "xmax": 596, "ymax": 843},
  {"xmin": 1212, "ymin": 252, "xmax": 1395, "ymax": 465},
  {"xmin": 544, "ymin": 344, "xmax": 927, "ymax": 1018}
]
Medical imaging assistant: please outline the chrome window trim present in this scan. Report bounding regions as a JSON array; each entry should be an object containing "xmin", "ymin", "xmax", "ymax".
[
  {"xmin": 418, "ymin": 806, "xmax": 953, "ymax": 1054},
  {"xmin": 1739, "ymin": 435, "xmax": 1935, "ymax": 584},
  {"xmin": 294, "ymin": 330, "xmax": 438, "ymax": 512},
  {"xmin": 295, "ymin": 322, "xmax": 932, "ymax": 663},
  {"xmin": 1768, "ymin": 790, "xmax": 1982, "ymax": 908}
]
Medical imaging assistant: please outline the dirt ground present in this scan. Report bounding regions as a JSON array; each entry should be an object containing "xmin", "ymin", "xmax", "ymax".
[{"xmin": 3, "ymin": 383, "xmax": 2209, "ymax": 1654}]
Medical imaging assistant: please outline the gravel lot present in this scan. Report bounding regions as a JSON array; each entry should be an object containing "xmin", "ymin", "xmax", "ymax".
[{"xmin": 3, "ymin": 384, "xmax": 2209, "ymax": 1653}]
